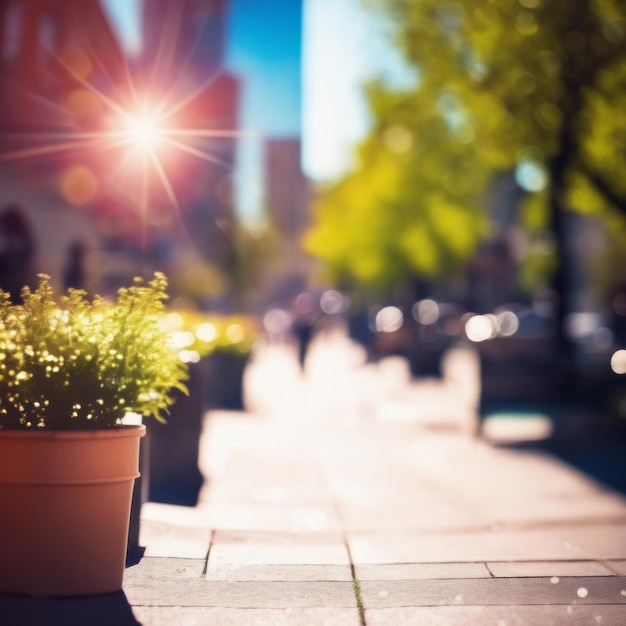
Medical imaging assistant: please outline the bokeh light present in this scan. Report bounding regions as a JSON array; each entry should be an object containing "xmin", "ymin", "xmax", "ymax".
[
  {"xmin": 496, "ymin": 310, "xmax": 519, "ymax": 337},
  {"xmin": 610, "ymin": 349, "xmax": 626, "ymax": 375},
  {"xmin": 196, "ymin": 322, "xmax": 217, "ymax": 343},
  {"xmin": 465, "ymin": 314, "xmax": 497, "ymax": 342},
  {"xmin": 320, "ymin": 289, "xmax": 346, "ymax": 315},
  {"xmin": 515, "ymin": 160, "xmax": 547, "ymax": 192},
  {"xmin": 412, "ymin": 299, "xmax": 439, "ymax": 325},
  {"xmin": 60, "ymin": 166, "xmax": 99, "ymax": 206},
  {"xmin": 375, "ymin": 306, "xmax": 404, "ymax": 333},
  {"xmin": 226, "ymin": 323, "xmax": 244, "ymax": 343},
  {"xmin": 263, "ymin": 308, "xmax": 292, "ymax": 335}
]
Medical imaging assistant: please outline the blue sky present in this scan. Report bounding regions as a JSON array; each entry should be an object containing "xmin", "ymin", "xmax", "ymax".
[
  {"xmin": 226, "ymin": 0, "xmax": 302, "ymax": 137},
  {"xmin": 224, "ymin": 0, "xmax": 303, "ymax": 225}
]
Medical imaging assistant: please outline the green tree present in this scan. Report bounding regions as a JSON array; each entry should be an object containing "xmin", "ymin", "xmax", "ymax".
[
  {"xmin": 306, "ymin": 0, "xmax": 626, "ymax": 350},
  {"xmin": 306, "ymin": 84, "xmax": 490, "ymax": 296}
]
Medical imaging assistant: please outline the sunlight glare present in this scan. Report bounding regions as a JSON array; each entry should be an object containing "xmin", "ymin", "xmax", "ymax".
[{"xmin": 125, "ymin": 111, "xmax": 163, "ymax": 150}]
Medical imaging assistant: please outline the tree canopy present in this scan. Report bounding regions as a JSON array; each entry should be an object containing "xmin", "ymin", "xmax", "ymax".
[{"xmin": 305, "ymin": 0, "xmax": 626, "ymax": 303}]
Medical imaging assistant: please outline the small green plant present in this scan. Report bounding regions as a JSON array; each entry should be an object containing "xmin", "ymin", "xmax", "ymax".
[{"xmin": 0, "ymin": 273, "xmax": 188, "ymax": 430}]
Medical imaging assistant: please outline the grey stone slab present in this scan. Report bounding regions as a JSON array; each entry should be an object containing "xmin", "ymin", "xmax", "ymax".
[
  {"xmin": 209, "ymin": 531, "xmax": 350, "ymax": 566},
  {"xmin": 365, "ymin": 605, "xmax": 626, "ymax": 626},
  {"xmin": 203, "ymin": 449, "xmax": 334, "ymax": 506},
  {"xmin": 132, "ymin": 606, "xmax": 362, "ymax": 625},
  {"xmin": 204, "ymin": 502, "xmax": 341, "ymax": 533},
  {"xmin": 358, "ymin": 577, "xmax": 626, "ymax": 608},
  {"xmin": 208, "ymin": 542, "xmax": 350, "ymax": 567},
  {"xmin": 125, "ymin": 580, "xmax": 358, "ymax": 608},
  {"xmin": 474, "ymin": 493, "xmax": 626, "ymax": 526},
  {"xmin": 355, "ymin": 563, "xmax": 491, "ymax": 581},
  {"xmin": 563, "ymin": 523, "xmax": 626, "ymax": 560},
  {"xmin": 338, "ymin": 499, "xmax": 483, "ymax": 533},
  {"xmin": 608, "ymin": 560, "xmax": 626, "ymax": 575},
  {"xmin": 408, "ymin": 441, "xmax": 616, "ymax": 514},
  {"xmin": 139, "ymin": 518, "xmax": 211, "ymax": 559},
  {"xmin": 212, "ymin": 529, "xmax": 346, "ymax": 543},
  {"xmin": 206, "ymin": 563, "xmax": 353, "ymax": 582},
  {"xmin": 124, "ymin": 557, "xmax": 206, "ymax": 583},
  {"xmin": 348, "ymin": 528, "xmax": 588, "ymax": 564},
  {"xmin": 487, "ymin": 560, "xmax": 616, "ymax": 578}
]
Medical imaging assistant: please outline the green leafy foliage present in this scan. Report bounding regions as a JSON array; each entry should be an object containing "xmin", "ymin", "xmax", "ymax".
[
  {"xmin": 0, "ymin": 273, "xmax": 188, "ymax": 430},
  {"xmin": 307, "ymin": 0, "xmax": 626, "ymax": 298},
  {"xmin": 305, "ymin": 87, "xmax": 490, "ymax": 292}
]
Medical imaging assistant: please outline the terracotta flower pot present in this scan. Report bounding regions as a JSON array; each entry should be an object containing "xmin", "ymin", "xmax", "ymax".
[{"xmin": 0, "ymin": 424, "xmax": 145, "ymax": 597}]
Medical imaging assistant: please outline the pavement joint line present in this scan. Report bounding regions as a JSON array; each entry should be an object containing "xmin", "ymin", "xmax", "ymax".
[
  {"xmin": 323, "ymin": 464, "xmax": 367, "ymax": 625},
  {"xmin": 345, "ymin": 539, "xmax": 366, "ymax": 626},
  {"xmin": 484, "ymin": 562, "xmax": 496, "ymax": 577},
  {"xmin": 201, "ymin": 529, "xmax": 214, "ymax": 577}
]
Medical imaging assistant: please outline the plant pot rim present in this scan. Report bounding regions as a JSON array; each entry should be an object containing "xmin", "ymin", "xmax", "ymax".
[{"xmin": 0, "ymin": 424, "xmax": 146, "ymax": 440}]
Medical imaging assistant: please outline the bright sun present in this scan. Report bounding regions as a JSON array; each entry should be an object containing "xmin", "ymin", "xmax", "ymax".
[
  {"xmin": 125, "ymin": 112, "xmax": 163, "ymax": 150},
  {"xmin": 0, "ymin": 68, "xmax": 244, "ymax": 221}
]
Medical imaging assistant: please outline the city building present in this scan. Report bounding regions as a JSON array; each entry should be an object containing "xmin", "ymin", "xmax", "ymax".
[
  {"xmin": 0, "ymin": 0, "xmax": 128, "ymax": 297},
  {"xmin": 0, "ymin": 0, "xmax": 241, "ymax": 306},
  {"xmin": 263, "ymin": 136, "xmax": 315, "ymax": 302}
]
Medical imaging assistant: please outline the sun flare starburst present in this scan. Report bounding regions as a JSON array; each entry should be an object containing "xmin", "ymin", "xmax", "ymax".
[
  {"xmin": 0, "ymin": 36, "xmax": 251, "ymax": 244},
  {"xmin": 124, "ymin": 112, "xmax": 164, "ymax": 150}
]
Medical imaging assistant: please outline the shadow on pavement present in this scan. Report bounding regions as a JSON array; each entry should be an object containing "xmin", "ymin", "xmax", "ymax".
[
  {"xmin": 0, "ymin": 590, "xmax": 142, "ymax": 626},
  {"xmin": 541, "ymin": 434, "xmax": 626, "ymax": 496}
]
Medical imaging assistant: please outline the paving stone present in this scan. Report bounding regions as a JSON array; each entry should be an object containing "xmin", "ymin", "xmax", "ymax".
[
  {"xmin": 139, "ymin": 518, "xmax": 211, "ymax": 558},
  {"xmin": 209, "ymin": 531, "xmax": 350, "ymax": 566},
  {"xmin": 365, "ymin": 604, "xmax": 626, "ymax": 626},
  {"xmin": 204, "ymin": 449, "xmax": 333, "ymax": 506},
  {"xmin": 208, "ymin": 542, "xmax": 350, "ymax": 567},
  {"xmin": 337, "ymin": 498, "xmax": 482, "ymax": 533},
  {"xmin": 487, "ymin": 560, "xmax": 616, "ymax": 578},
  {"xmin": 407, "ymin": 440, "xmax": 612, "ymax": 505},
  {"xmin": 608, "ymin": 560, "xmax": 626, "ymax": 575},
  {"xmin": 355, "ymin": 563, "xmax": 491, "ymax": 580},
  {"xmin": 124, "ymin": 557, "xmax": 206, "ymax": 583},
  {"xmin": 204, "ymin": 502, "xmax": 341, "ymax": 533},
  {"xmin": 562, "ymin": 523, "xmax": 626, "ymax": 560},
  {"xmin": 141, "ymin": 501, "xmax": 213, "ymax": 525},
  {"xmin": 474, "ymin": 492, "xmax": 626, "ymax": 526},
  {"xmin": 348, "ymin": 527, "xmax": 588, "ymax": 564},
  {"xmin": 125, "ymin": 580, "xmax": 357, "ymax": 608},
  {"xmin": 206, "ymin": 563, "xmax": 353, "ymax": 582},
  {"xmin": 132, "ymin": 606, "xmax": 361, "ymax": 625},
  {"xmin": 358, "ymin": 576, "xmax": 626, "ymax": 608}
]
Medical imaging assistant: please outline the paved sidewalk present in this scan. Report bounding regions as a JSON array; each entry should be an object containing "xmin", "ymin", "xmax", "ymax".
[{"xmin": 2, "ymin": 335, "xmax": 626, "ymax": 624}]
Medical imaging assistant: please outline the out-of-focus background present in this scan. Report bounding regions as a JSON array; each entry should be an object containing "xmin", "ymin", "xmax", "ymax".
[{"xmin": 1, "ymin": 0, "xmax": 626, "ymax": 445}]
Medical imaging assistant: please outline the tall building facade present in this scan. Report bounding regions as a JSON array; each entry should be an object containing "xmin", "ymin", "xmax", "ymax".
[
  {"xmin": 0, "ymin": 0, "xmax": 129, "ymax": 297},
  {"xmin": 264, "ymin": 138, "xmax": 308, "ymax": 236},
  {"xmin": 263, "ymin": 137, "xmax": 314, "ymax": 301},
  {"xmin": 0, "ymin": 0, "xmax": 240, "ymax": 304}
]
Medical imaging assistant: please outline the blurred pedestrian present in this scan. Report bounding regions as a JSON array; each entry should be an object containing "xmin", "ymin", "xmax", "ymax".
[{"xmin": 0, "ymin": 206, "xmax": 35, "ymax": 302}]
